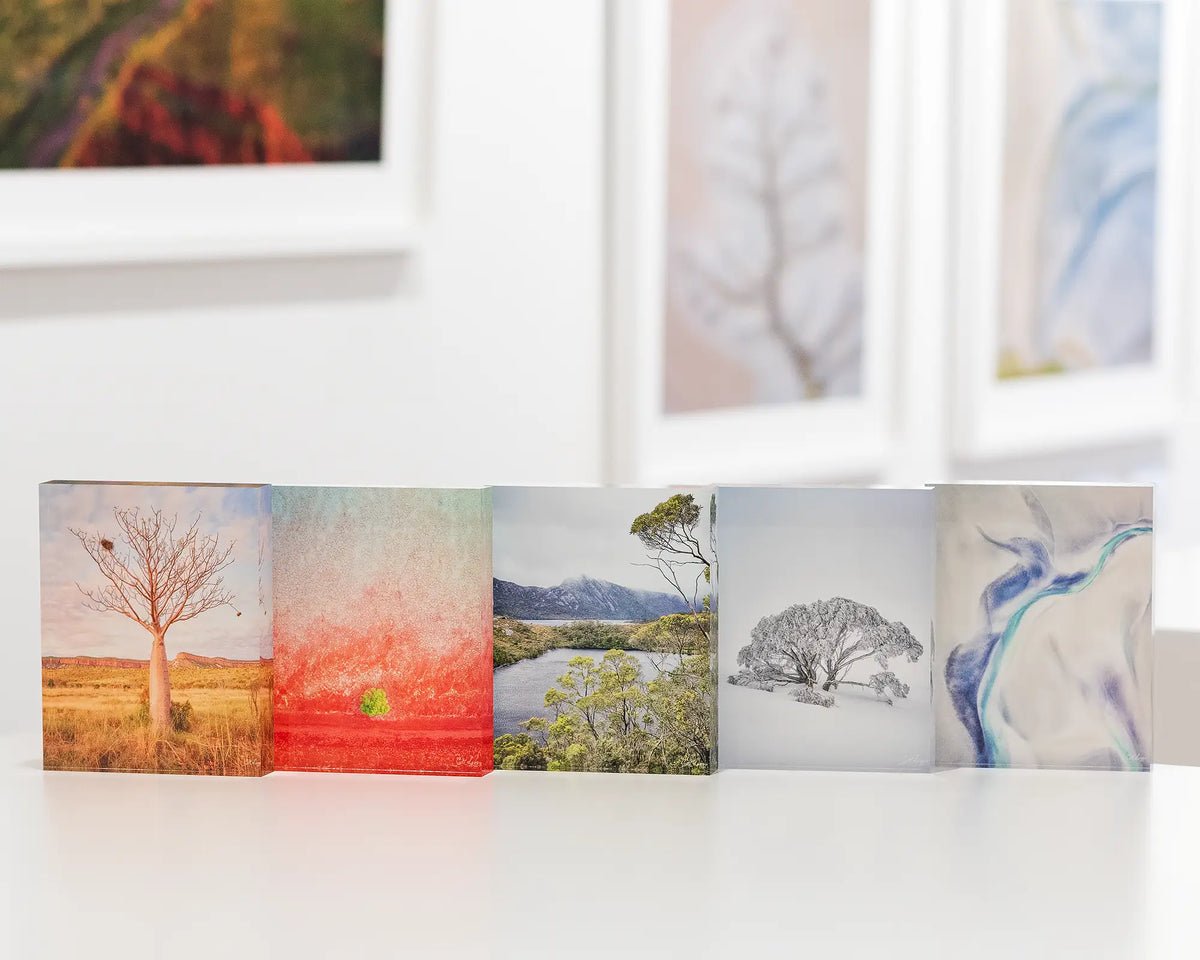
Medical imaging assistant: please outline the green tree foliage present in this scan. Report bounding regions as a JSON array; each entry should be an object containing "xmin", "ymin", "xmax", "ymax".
[
  {"xmin": 493, "ymin": 618, "xmax": 555, "ymax": 667},
  {"xmin": 631, "ymin": 612, "xmax": 709, "ymax": 657},
  {"xmin": 359, "ymin": 687, "xmax": 390, "ymax": 717},
  {"xmin": 511, "ymin": 650, "xmax": 711, "ymax": 775},
  {"xmin": 493, "ymin": 733, "xmax": 548, "ymax": 770},
  {"xmin": 493, "ymin": 617, "xmax": 662, "ymax": 667},
  {"xmin": 554, "ymin": 620, "xmax": 632, "ymax": 649}
]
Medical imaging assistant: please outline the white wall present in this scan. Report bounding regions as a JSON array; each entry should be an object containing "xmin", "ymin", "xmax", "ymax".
[{"xmin": 0, "ymin": 1, "xmax": 607, "ymax": 734}]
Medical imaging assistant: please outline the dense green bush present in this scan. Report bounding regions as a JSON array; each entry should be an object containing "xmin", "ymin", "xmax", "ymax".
[
  {"xmin": 497, "ymin": 650, "xmax": 712, "ymax": 775},
  {"xmin": 493, "ymin": 733, "xmax": 548, "ymax": 770},
  {"xmin": 360, "ymin": 687, "xmax": 390, "ymax": 717}
]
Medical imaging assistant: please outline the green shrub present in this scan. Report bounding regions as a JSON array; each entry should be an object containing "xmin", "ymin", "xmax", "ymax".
[
  {"xmin": 130, "ymin": 696, "xmax": 193, "ymax": 732},
  {"xmin": 493, "ymin": 733, "xmax": 547, "ymax": 770},
  {"xmin": 170, "ymin": 700, "xmax": 193, "ymax": 732},
  {"xmin": 360, "ymin": 687, "xmax": 390, "ymax": 717}
]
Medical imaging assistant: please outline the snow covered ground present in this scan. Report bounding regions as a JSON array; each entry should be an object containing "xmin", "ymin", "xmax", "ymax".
[{"xmin": 719, "ymin": 678, "xmax": 932, "ymax": 772}]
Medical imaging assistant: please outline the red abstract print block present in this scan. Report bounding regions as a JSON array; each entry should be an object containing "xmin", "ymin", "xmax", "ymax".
[{"xmin": 272, "ymin": 487, "xmax": 492, "ymax": 775}]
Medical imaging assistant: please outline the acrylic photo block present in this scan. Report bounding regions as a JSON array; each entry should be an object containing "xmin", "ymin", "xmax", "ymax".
[
  {"xmin": 717, "ymin": 486, "xmax": 934, "ymax": 772},
  {"xmin": 491, "ymin": 486, "xmax": 717, "ymax": 774},
  {"xmin": 39, "ymin": 481, "xmax": 274, "ymax": 776},
  {"xmin": 934, "ymin": 484, "xmax": 1153, "ymax": 771},
  {"xmin": 272, "ymin": 487, "xmax": 493, "ymax": 775}
]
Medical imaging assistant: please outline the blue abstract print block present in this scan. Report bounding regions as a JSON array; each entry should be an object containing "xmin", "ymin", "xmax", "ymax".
[{"xmin": 935, "ymin": 485, "xmax": 1153, "ymax": 770}]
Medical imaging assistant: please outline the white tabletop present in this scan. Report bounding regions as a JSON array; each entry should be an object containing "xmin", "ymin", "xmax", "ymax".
[{"xmin": 4, "ymin": 734, "xmax": 1200, "ymax": 959}]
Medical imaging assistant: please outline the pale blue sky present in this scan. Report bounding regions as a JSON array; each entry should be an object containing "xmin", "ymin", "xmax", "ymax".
[
  {"xmin": 40, "ymin": 483, "xmax": 271, "ymax": 660},
  {"xmin": 492, "ymin": 486, "xmax": 712, "ymax": 593}
]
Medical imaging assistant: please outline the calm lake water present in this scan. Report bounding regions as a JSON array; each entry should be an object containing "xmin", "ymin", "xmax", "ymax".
[{"xmin": 493, "ymin": 647, "xmax": 682, "ymax": 737}]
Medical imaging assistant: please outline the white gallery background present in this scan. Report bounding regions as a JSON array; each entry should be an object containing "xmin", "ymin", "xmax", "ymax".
[
  {"xmin": 1, "ymin": 0, "xmax": 1199, "ymax": 739},
  {"xmin": 0, "ymin": 2, "xmax": 606, "ymax": 736}
]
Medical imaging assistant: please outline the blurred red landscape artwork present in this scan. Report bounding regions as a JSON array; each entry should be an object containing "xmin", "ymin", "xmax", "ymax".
[
  {"xmin": 272, "ymin": 487, "xmax": 493, "ymax": 775},
  {"xmin": 2, "ymin": 0, "xmax": 384, "ymax": 168}
]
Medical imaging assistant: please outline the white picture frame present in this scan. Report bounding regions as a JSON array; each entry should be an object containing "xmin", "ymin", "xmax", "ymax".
[
  {"xmin": 0, "ymin": 0, "xmax": 428, "ymax": 266},
  {"xmin": 606, "ymin": 0, "xmax": 907, "ymax": 485},
  {"xmin": 950, "ymin": 0, "xmax": 1187, "ymax": 461}
]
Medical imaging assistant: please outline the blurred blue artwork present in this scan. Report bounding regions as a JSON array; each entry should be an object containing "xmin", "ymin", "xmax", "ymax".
[{"xmin": 1000, "ymin": 0, "xmax": 1161, "ymax": 377}]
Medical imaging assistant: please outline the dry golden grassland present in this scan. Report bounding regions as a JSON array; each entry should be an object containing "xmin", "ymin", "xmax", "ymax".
[{"xmin": 42, "ymin": 664, "xmax": 272, "ymax": 776}]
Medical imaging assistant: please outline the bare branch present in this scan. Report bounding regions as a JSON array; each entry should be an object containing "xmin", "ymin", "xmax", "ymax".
[{"xmin": 72, "ymin": 506, "xmax": 238, "ymax": 638}]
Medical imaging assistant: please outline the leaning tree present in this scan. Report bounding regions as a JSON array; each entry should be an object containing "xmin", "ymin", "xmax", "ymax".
[
  {"xmin": 630, "ymin": 493, "xmax": 714, "ymax": 643},
  {"xmin": 72, "ymin": 508, "xmax": 239, "ymax": 733},
  {"xmin": 729, "ymin": 597, "xmax": 921, "ymax": 705}
]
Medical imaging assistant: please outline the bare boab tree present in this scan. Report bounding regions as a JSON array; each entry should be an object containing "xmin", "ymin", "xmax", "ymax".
[
  {"xmin": 672, "ymin": 1, "xmax": 863, "ymax": 401},
  {"xmin": 729, "ymin": 597, "xmax": 921, "ymax": 706},
  {"xmin": 72, "ymin": 508, "xmax": 238, "ymax": 733},
  {"xmin": 630, "ymin": 493, "xmax": 713, "ymax": 643}
]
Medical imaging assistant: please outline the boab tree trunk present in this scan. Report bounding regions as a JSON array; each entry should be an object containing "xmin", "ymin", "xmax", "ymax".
[{"xmin": 149, "ymin": 630, "xmax": 171, "ymax": 732}]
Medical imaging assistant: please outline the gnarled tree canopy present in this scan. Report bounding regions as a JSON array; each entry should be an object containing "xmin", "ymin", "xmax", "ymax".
[{"xmin": 729, "ymin": 597, "xmax": 922, "ymax": 705}]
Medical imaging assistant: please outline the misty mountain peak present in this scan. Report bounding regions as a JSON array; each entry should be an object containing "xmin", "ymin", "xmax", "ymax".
[{"xmin": 493, "ymin": 575, "xmax": 688, "ymax": 622}]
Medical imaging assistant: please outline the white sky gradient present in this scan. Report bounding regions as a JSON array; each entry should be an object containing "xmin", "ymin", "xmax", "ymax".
[
  {"xmin": 492, "ymin": 486, "xmax": 713, "ymax": 593},
  {"xmin": 39, "ymin": 483, "xmax": 272, "ymax": 660},
  {"xmin": 271, "ymin": 486, "xmax": 491, "ymax": 653}
]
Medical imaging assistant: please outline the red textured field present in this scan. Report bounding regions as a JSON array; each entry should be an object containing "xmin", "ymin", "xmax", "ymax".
[
  {"xmin": 275, "ymin": 712, "xmax": 491, "ymax": 776},
  {"xmin": 273, "ymin": 617, "xmax": 493, "ymax": 776}
]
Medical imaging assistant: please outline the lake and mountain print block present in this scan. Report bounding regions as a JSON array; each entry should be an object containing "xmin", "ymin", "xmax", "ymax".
[{"xmin": 492, "ymin": 486, "xmax": 717, "ymax": 774}]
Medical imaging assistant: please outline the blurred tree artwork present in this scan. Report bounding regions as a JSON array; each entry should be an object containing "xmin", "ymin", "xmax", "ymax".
[
  {"xmin": 0, "ymin": 0, "xmax": 385, "ymax": 168},
  {"xmin": 668, "ymin": 0, "xmax": 867, "ymax": 407}
]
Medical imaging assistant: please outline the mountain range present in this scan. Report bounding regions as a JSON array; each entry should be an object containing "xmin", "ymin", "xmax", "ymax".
[
  {"xmin": 43, "ymin": 653, "xmax": 264, "ymax": 669},
  {"xmin": 492, "ymin": 575, "xmax": 689, "ymax": 622}
]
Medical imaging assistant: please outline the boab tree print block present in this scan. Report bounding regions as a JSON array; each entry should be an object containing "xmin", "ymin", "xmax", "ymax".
[
  {"xmin": 272, "ymin": 487, "xmax": 493, "ymax": 775},
  {"xmin": 717, "ymin": 487, "xmax": 934, "ymax": 772},
  {"xmin": 491, "ymin": 487, "xmax": 717, "ymax": 774},
  {"xmin": 934, "ymin": 484, "xmax": 1153, "ymax": 770},
  {"xmin": 39, "ymin": 482, "xmax": 274, "ymax": 776}
]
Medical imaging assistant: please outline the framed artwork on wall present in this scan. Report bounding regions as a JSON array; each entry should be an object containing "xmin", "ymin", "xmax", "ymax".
[
  {"xmin": 607, "ymin": 0, "xmax": 906, "ymax": 484},
  {"xmin": 0, "ymin": 0, "xmax": 427, "ymax": 265},
  {"xmin": 951, "ymin": 0, "xmax": 1187, "ymax": 460}
]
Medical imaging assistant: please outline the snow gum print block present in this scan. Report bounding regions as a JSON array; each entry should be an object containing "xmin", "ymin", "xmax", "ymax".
[
  {"xmin": 272, "ymin": 487, "xmax": 493, "ymax": 775},
  {"xmin": 934, "ymin": 484, "xmax": 1153, "ymax": 770},
  {"xmin": 717, "ymin": 487, "xmax": 934, "ymax": 772},
  {"xmin": 39, "ymin": 481, "xmax": 274, "ymax": 776},
  {"xmin": 491, "ymin": 486, "xmax": 717, "ymax": 774}
]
